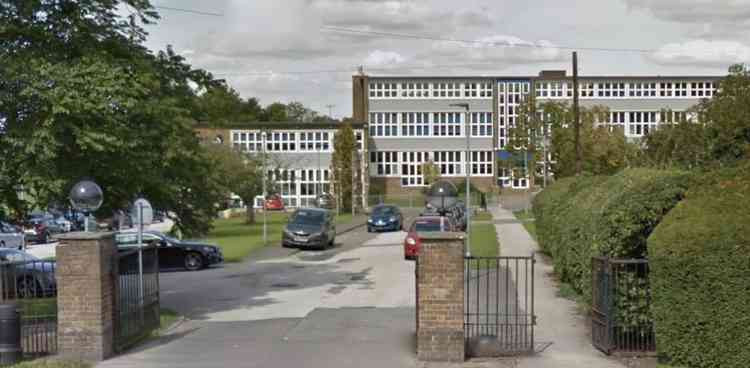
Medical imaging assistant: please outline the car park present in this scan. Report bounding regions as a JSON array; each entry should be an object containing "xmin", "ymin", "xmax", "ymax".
[
  {"xmin": 367, "ymin": 205, "xmax": 403, "ymax": 232},
  {"xmin": 0, "ymin": 221, "xmax": 25, "ymax": 250},
  {"xmin": 0, "ymin": 248, "xmax": 56, "ymax": 298},
  {"xmin": 403, "ymin": 216, "xmax": 457, "ymax": 260},
  {"xmin": 315, "ymin": 193, "xmax": 335, "ymax": 210},
  {"xmin": 264, "ymin": 194, "xmax": 285, "ymax": 211},
  {"xmin": 282, "ymin": 208, "xmax": 336, "ymax": 250},
  {"xmin": 23, "ymin": 217, "xmax": 65, "ymax": 244},
  {"xmin": 115, "ymin": 230, "xmax": 224, "ymax": 271}
]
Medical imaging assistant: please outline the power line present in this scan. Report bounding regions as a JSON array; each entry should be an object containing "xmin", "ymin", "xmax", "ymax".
[
  {"xmin": 153, "ymin": 5, "xmax": 223, "ymax": 17},
  {"xmin": 321, "ymin": 26, "xmax": 656, "ymax": 54}
]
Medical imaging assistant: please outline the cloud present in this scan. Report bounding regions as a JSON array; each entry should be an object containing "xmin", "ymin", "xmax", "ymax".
[
  {"xmin": 625, "ymin": 0, "xmax": 750, "ymax": 36},
  {"xmin": 312, "ymin": 0, "xmax": 494, "ymax": 34},
  {"xmin": 429, "ymin": 35, "xmax": 564, "ymax": 65},
  {"xmin": 649, "ymin": 39, "xmax": 750, "ymax": 66},
  {"xmin": 364, "ymin": 50, "xmax": 406, "ymax": 66}
]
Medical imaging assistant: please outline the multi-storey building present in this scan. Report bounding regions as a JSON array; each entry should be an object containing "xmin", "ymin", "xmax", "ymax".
[
  {"xmin": 352, "ymin": 70, "xmax": 721, "ymax": 192},
  {"xmin": 195, "ymin": 122, "xmax": 368, "ymax": 209}
]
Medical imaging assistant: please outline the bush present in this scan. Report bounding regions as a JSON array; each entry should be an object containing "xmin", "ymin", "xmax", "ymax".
[
  {"xmin": 648, "ymin": 163, "xmax": 750, "ymax": 368},
  {"xmin": 533, "ymin": 169, "xmax": 694, "ymax": 305}
]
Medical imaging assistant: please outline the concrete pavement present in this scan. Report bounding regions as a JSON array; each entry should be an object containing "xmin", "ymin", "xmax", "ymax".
[
  {"xmin": 98, "ymin": 221, "xmax": 420, "ymax": 368},
  {"xmin": 490, "ymin": 204, "xmax": 623, "ymax": 368}
]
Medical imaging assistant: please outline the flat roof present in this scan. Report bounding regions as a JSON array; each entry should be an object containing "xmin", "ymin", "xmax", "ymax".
[
  {"xmin": 195, "ymin": 121, "xmax": 367, "ymax": 130},
  {"xmin": 366, "ymin": 75, "xmax": 724, "ymax": 81}
]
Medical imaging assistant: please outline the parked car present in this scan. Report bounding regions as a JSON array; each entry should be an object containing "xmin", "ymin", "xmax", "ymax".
[
  {"xmin": 115, "ymin": 230, "xmax": 223, "ymax": 271},
  {"xmin": 367, "ymin": 205, "xmax": 404, "ymax": 232},
  {"xmin": 315, "ymin": 193, "xmax": 335, "ymax": 210},
  {"xmin": 264, "ymin": 194, "xmax": 285, "ymax": 211},
  {"xmin": 23, "ymin": 218, "xmax": 65, "ymax": 244},
  {"xmin": 0, "ymin": 221, "xmax": 25, "ymax": 250},
  {"xmin": 0, "ymin": 249, "xmax": 56, "ymax": 298},
  {"xmin": 404, "ymin": 216, "xmax": 456, "ymax": 260},
  {"xmin": 282, "ymin": 208, "xmax": 336, "ymax": 250}
]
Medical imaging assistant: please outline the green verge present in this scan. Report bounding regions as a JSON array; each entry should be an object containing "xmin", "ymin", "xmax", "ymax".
[
  {"xmin": 512, "ymin": 210, "xmax": 536, "ymax": 241},
  {"xmin": 206, "ymin": 212, "xmax": 356, "ymax": 262},
  {"xmin": 471, "ymin": 212, "xmax": 492, "ymax": 221},
  {"xmin": 469, "ymin": 221, "xmax": 499, "ymax": 268}
]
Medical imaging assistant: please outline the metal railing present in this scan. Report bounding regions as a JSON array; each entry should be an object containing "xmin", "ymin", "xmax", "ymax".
[
  {"xmin": 115, "ymin": 246, "xmax": 160, "ymax": 352},
  {"xmin": 592, "ymin": 257, "xmax": 655, "ymax": 355},
  {"xmin": 0, "ymin": 259, "xmax": 57, "ymax": 358},
  {"xmin": 464, "ymin": 256, "xmax": 535, "ymax": 356}
]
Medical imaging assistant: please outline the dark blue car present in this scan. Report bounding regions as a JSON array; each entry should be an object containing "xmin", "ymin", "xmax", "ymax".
[
  {"xmin": 0, "ymin": 249, "xmax": 56, "ymax": 298},
  {"xmin": 367, "ymin": 205, "xmax": 403, "ymax": 232}
]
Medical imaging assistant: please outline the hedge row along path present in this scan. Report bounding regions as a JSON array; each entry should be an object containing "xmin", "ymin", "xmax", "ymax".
[{"xmin": 490, "ymin": 204, "xmax": 623, "ymax": 368}]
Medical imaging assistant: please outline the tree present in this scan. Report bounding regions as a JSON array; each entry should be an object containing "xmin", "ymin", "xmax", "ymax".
[
  {"xmin": 286, "ymin": 101, "xmax": 308, "ymax": 122},
  {"xmin": 421, "ymin": 160, "xmax": 441, "ymax": 187},
  {"xmin": 511, "ymin": 98, "xmax": 637, "ymax": 180},
  {"xmin": 193, "ymin": 84, "xmax": 259, "ymax": 125},
  {"xmin": 331, "ymin": 123, "xmax": 357, "ymax": 211},
  {"xmin": 0, "ymin": 1, "xmax": 227, "ymax": 236},
  {"xmin": 262, "ymin": 102, "xmax": 288, "ymax": 121},
  {"xmin": 203, "ymin": 143, "xmax": 264, "ymax": 224}
]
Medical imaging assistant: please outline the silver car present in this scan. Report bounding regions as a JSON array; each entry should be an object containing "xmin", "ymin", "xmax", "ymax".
[{"xmin": 0, "ymin": 221, "xmax": 25, "ymax": 250}]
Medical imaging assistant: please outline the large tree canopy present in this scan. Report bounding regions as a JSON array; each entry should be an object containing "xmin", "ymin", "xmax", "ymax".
[{"xmin": 0, "ymin": 0, "xmax": 225, "ymax": 236}]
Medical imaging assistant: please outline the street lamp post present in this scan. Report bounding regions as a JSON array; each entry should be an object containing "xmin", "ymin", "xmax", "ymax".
[
  {"xmin": 262, "ymin": 132, "xmax": 267, "ymax": 246},
  {"xmin": 450, "ymin": 103, "xmax": 471, "ymax": 258}
]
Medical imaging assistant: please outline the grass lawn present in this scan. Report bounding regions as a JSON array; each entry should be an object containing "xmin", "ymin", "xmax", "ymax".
[
  {"xmin": 158, "ymin": 308, "xmax": 180, "ymax": 333},
  {"xmin": 206, "ymin": 212, "xmax": 357, "ymax": 262},
  {"xmin": 513, "ymin": 210, "xmax": 536, "ymax": 241},
  {"xmin": 17, "ymin": 298, "xmax": 56, "ymax": 317},
  {"xmin": 469, "ymin": 222, "xmax": 499, "ymax": 258},
  {"xmin": 471, "ymin": 211, "xmax": 493, "ymax": 221}
]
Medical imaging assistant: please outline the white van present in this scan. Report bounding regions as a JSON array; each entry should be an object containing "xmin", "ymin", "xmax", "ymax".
[{"xmin": 0, "ymin": 221, "xmax": 25, "ymax": 250}]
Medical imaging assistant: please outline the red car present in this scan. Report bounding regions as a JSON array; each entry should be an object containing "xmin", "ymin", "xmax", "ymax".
[
  {"xmin": 264, "ymin": 195, "xmax": 285, "ymax": 211},
  {"xmin": 404, "ymin": 216, "xmax": 456, "ymax": 260}
]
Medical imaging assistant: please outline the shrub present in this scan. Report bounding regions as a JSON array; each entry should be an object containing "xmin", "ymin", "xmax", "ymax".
[
  {"xmin": 532, "ymin": 169, "xmax": 694, "ymax": 307},
  {"xmin": 648, "ymin": 163, "xmax": 750, "ymax": 368}
]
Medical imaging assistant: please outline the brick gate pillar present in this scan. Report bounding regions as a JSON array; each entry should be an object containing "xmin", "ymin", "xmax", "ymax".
[
  {"xmin": 416, "ymin": 232, "xmax": 465, "ymax": 362},
  {"xmin": 56, "ymin": 232, "xmax": 118, "ymax": 362}
]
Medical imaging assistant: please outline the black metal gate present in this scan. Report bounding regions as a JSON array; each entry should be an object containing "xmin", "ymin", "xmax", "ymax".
[
  {"xmin": 0, "ymin": 257, "xmax": 57, "ymax": 357},
  {"xmin": 464, "ymin": 256, "xmax": 535, "ymax": 356},
  {"xmin": 115, "ymin": 246, "xmax": 160, "ymax": 352},
  {"xmin": 592, "ymin": 257, "xmax": 655, "ymax": 355}
]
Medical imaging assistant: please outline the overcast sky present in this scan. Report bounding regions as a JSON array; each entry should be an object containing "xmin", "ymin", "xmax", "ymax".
[{"xmin": 142, "ymin": 0, "xmax": 750, "ymax": 118}]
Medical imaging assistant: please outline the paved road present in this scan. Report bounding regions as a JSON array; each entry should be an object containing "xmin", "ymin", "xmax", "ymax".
[{"xmin": 99, "ymin": 211, "xmax": 421, "ymax": 368}]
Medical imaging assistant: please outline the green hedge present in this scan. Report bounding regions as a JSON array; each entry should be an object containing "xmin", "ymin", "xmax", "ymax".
[
  {"xmin": 533, "ymin": 168, "xmax": 693, "ymax": 304},
  {"xmin": 648, "ymin": 163, "xmax": 750, "ymax": 368}
]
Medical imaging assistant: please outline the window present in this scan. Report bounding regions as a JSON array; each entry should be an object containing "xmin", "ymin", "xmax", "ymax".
[
  {"xmin": 370, "ymin": 151, "xmax": 399, "ymax": 176},
  {"xmin": 299, "ymin": 131, "xmax": 330, "ymax": 151},
  {"xmin": 433, "ymin": 151, "xmax": 462, "ymax": 176},
  {"xmin": 479, "ymin": 82, "xmax": 493, "ymax": 97},
  {"xmin": 435, "ymin": 82, "xmax": 461, "ymax": 98},
  {"xmin": 369, "ymin": 112, "xmax": 398, "ymax": 137},
  {"xmin": 470, "ymin": 151, "xmax": 493, "ymax": 176},
  {"xmin": 470, "ymin": 112, "xmax": 493, "ymax": 137},
  {"xmin": 465, "ymin": 83, "xmax": 478, "ymax": 97},
  {"xmin": 498, "ymin": 81, "xmax": 530, "ymax": 149},
  {"xmin": 433, "ymin": 112, "xmax": 462, "ymax": 136},
  {"xmin": 232, "ymin": 131, "xmax": 273, "ymax": 152},
  {"xmin": 401, "ymin": 112, "xmax": 430, "ymax": 136},
  {"xmin": 627, "ymin": 111, "xmax": 659, "ymax": 137},
  {"xmin": 400, "ymin": 151, "xmax": 428, "ymax": 186}
]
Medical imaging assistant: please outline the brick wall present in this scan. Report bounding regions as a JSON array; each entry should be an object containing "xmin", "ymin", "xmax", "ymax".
[
  {"xmin": 416, "ymin": 232, "xmax": 465, "ymax": 362},
  {"xmin": 56, "ymin": 232, "xmax": 118, "ymax": 362}
]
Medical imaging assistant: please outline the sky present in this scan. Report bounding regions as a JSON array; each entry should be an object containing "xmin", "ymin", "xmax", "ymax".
[{"xmin": 141, "ymin": 0, "xmax": 750, "ymax": 118}]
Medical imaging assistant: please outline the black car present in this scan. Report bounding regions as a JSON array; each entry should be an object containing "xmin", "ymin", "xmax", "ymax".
[
  {"xmin": 282, "ymin": 208, "xmax": 336, "ymax": 250},
  {"xmin": 0, "ymin": 249, "xmax": 56, "ymax": 298},
  {"xmin": 367, "ymin": 205, "xmax": 404, "ymax": 232},
  {"xmin": 115, "ymin": 231, "xmax": 223, "ymax": 271}
]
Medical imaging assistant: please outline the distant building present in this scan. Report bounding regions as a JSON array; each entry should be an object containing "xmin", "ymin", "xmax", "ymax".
[
  {"xmin": 352, "ymin": 70, "xmax": 721, "ymax": 190},
  {"xmin": 195, "ymin": 122, "xmax": 368, "ymax": 209}
]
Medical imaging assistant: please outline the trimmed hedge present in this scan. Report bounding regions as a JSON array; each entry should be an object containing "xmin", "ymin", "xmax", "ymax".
[
  {"xmin": 533, "ymin": 168, "xmax": 694, "ymax": 305},
  {"xmin": 648, "ymin": 163, "xmax": 750, "ymax": 368}
]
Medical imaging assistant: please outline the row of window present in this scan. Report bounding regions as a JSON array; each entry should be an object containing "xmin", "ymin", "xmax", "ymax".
[
  {"xmin": 230, "ymin": 130, "xmax": 363, "ymax": 152},
  {"xmin": 368, "ymin": 112, "xmax": 493, "ymax": 137},
  {"xmin": 369, "ymin": 150, "xmax": 494, "ymax": 185},
  {"xmin": 536, "ymin": 81, "xmax": 718, "ymax": 99},
  {"xmin": 369, "ymin": 82, "xmax": 493, "ymax": 99}
]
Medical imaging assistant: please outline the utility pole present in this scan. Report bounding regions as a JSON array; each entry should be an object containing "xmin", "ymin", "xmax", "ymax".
[
  {"xmin": 351, "ymin": 150, "xmax": 357, "ymax": 216},
  {"xmin": 572, "ymin": 51, "xmax": 582, "ymax": 176},
  {"xmin": 262, "ymin": 132, "xmax": 267, "ymax": 246},
  {"xmin": 326, "ymin": 104, "xmax": 335, "ymax": 119},
  {"xmin": 450, "ymin": 102, "xmax": 471, "ymax": 257}
]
